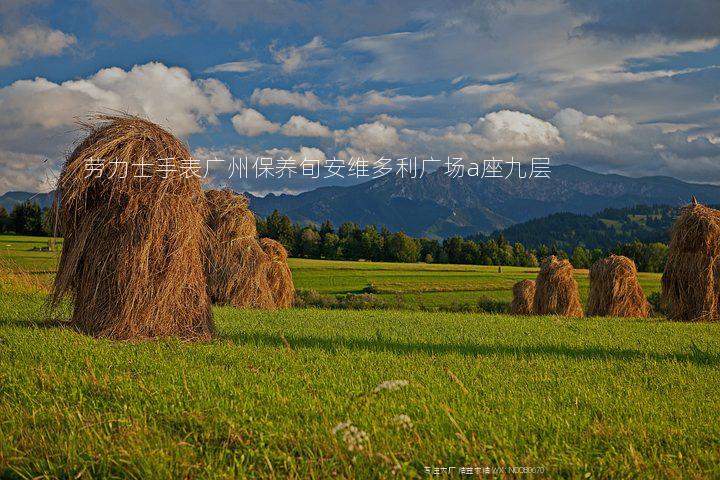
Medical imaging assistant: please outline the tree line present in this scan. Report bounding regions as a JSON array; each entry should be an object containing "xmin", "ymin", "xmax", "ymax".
[
  {"xmin": 257, "ymin": 209, "xmax": 669, "ymax": 272},
  {"xmin": 0, "ymin": 201, "xmax": 54, "ymax": 236},
  {"xmin": 0, "ymin": 201, "xmax": 669, "ymax": 273}
]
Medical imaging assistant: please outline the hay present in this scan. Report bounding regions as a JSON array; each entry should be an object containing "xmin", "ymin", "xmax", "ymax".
[
  {"xmin": 510, "ymin": 279, "xmax": 535, "ymax": 315},
  {"xmin": 204, "ymin": 189, "xmax": 276, "ymax": 309},
  {"xmin": 260, "ymin": 238, "xmax": 295, "ymax": 308},
  {"xmin": 533, "ymin": 256, "xmax": 583, "ymax": 317},
  {"xmin": 662, "ymin": 201, "xmax": 720, "ymax": 321},
  {"xmin": 587, "ymin": 255, "xmax": 649, "ymax": 317},
  {"xmin": 51, "ymin": 114, "xmax": 214, "ymax": 340}
]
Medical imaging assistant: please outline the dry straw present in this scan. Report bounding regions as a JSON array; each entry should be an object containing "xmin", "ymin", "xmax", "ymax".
[
  {"xmin": 51, "ymin": 114, "xmax": 214, "ymax": 340},
  {"xmin": 204, "ymin": 189, "xmax": 276, "ymax": 309},
  {"xmin": 662, "ymin": 199, "xmax": 720, "ymax": 322},
  {"xmin": 587, "ymin": 255, "xmax": 649, "ymax": 317},
  {"xmin": 510, "ymin": 279, "xmax": 535, "ymax": 315},
  {"xmin": 260, "ymin": 238, "xmax": 295, "ymax": 308},
  {"xmin": 533, "ymin": 255, "xmax": 583, "ymax": 317}
]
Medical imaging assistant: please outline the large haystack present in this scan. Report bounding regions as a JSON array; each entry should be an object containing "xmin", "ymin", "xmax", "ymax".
[
  {"xmin": 510, "ymin": 279, "xmax": 535, "ymax": 315},
  {"xmin": 51, "ymin": 115, "xmax": 214, "ymax": 340},
  {"xmin": 587, "ymin": 255, "xmax": 649, "ymax": 317},
  {"xmin": 204, "ymin": 189, "xmax": 275, "ymax": 309},
  {"xmin": 260, "ymin": 238, "xmax": 295, "ymax": 308},
  {"xmin": 533, "ymin": 256, "xmax": 583, "ymax": 317},
  {"xmin": 662, "ymin": 200, "xmax": 720, "ymax": 321}
]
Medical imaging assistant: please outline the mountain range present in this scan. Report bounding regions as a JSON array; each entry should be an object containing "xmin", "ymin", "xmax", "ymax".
[
  {"xmin": 3, "ymin": 165, "xmax": 720, "ymax": 239},
  {"xmin": 246, "ymin": 165, "xmax": 720, "ymax": 238}
]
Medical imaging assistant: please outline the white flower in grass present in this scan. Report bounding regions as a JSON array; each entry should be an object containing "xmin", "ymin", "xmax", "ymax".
[
  {"xmin": 373, "ymin": 379, "xmax": 409, "ymax": 393},
  {"xmin": 392, "ymin": 414, "xmax": 413, "ymax": 429},
  {"xmin": 332, "ymin": 421, "xmax": 369, "ymax": 452}
]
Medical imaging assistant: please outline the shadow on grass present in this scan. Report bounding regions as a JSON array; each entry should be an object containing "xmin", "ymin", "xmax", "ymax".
[
  {"xmin": 2, "ymin": 318, "xmax": 717, "ymax": 366},
  {"xmin": 222, "ymin": 330, "xmax": 720, "ymax": 366}
]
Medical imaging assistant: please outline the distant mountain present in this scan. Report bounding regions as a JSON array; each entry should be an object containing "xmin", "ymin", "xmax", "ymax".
[
  {"xmin": 5, "ymin": 164, "xmax": 720, "ymax": 239},
  {"xmin": 247, "ymin": 165, "xmax": 720, "ymax": 238},
  {"xmin": 0, "ymin": 191, "xmax": 54, "ymax": 212}
]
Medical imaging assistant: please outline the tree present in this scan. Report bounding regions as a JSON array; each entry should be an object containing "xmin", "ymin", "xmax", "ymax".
[
  {"xmin": 321, "ymin": 233, "xmax": 340, "ymax": 259},
  {"xmin": 0, "ymin": 206, "xmax": 8, "ymax": 233},
  {"xmin": 360, "ymin": 226, "xmax": 384, "ymax": 261},
  {"xmin": 571, "ymin": 246, "xmax": 592, "ymax": 269},
  {"xmin": 300, "ymin": 227, "xmax": 321, "ymax": 257},
  {"xmin": 386, "ymin": 232, "xmax": 420, "ymax": 263},
  {"xmin": 10, "ymin": 201, "xmax": 43, "ymax": 235},
  {"xmin": 265, "ymin": 210, "xmax": 296, "ymax": 254},
  {"xmin": 319, "ymin": 220, "xmax": 334, "ymax": 236}
]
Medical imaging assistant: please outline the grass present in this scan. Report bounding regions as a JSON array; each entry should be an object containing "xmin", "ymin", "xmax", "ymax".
[
  {"xmin": 1, "ymin": 235, "xmax": 662, "ymax": 310},
  {"xmin": 1, "ymin": 234, "xmax": 717, "ymax": 478}
]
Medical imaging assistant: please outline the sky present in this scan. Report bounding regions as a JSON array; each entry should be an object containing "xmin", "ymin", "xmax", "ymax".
[{"xmin": 0, "ymin": 0, "xmax": 719, "ymax": 195}]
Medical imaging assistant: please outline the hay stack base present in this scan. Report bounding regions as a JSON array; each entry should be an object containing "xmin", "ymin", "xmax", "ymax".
[
  {"xmin": 51, "ymin": 115, "xmax": 214, "ymax": 340},
  {"xmin": 662, "ymin": 202, "xmax": 720, "ymax": 322},
  {"xmin": 587, "ymin": 255, "xmax": 649, "ymax": 318},
  {"xmin": 260, "ymin": 238, "xmax": 295, "ymax": 308},
  {"xmin": 510, "ymin": 279, "xmax": 535, "ymax": 315},
  {"xmin": 533, "ymin": 256, "xmax": 583, "ymax": 317},
  {"xmin": 204, "ymin": 189, "xmax": 275, "ymax": 309}
]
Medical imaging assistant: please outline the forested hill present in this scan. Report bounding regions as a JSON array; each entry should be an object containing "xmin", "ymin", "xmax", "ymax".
[{"xmin": 469, "ymin": 204, "xmax": 699, "ymax": 250}]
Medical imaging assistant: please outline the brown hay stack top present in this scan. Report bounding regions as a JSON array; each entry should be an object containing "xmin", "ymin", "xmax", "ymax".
[
  {"xmin": 587, "ymin": 255, "xmax": 649, "ymax": 318},
  {"xmin": 533, "ymin": 255, "xmax": 584, "ymax": 317},
  {"xmin": 510, "ymin": 279, "xmax": 535, "ymax": 315},
  {"xmin": 52, "ymin": 114, "xmax": 214, "ymax": 340},
  {"xmin": 662, "ymin": 201, "xmax": 720, "ymax": 321}
]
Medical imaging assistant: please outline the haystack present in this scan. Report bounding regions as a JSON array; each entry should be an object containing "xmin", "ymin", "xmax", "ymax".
[
  {"xmin": 204, "ymin": 189, "xmax": 276, "ymax": 309},
  {"xmin": 260, "ymin": 238, "xmax": 295, "ymax": 308},
  {"xmin": 533, "ymin": 256, "xmax": 583, "ymax": 317},
  {"xmin": 51, "ymin": 115, "xmax": 214, "ymax": 340},
  {"xmin": 587, "ymin": 255, "xmax": 649, "ymax": 317},
  {"xmin": 510, "ymin": 279, "xmax": 535, "ymax": 315},
  {"xmin": 662, "ymin": 200, "xmax": 720, "ymax": 321}
]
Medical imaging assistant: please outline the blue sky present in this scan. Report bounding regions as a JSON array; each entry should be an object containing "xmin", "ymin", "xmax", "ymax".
[{"xmin": 0, "ymin": 0, "xmax": 719, "ymax": 195}]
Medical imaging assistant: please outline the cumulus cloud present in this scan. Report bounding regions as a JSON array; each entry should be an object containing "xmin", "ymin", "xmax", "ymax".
[
  {"xmin": 338, "ymin": 89, "xmax": 437, "ymax": 113},
  {"xmin": 251, "ymin": 88, "xmax": 325, "ymax": 110},
  {"xmin": 0, "ymin": 150, "xmax": 56, "ymax": 195},
  {"xmin": 281, "ymin": 115, "xmax": 332, "ymax": 137},
  {"xmin": 204, "ymin": 60, "xmax": 265, "ymax": 73},
  {"xmin": 0, "ymin": 25, "xmax": 76, "ymax": 66},
  {"xmin": 231, "ymin": 108, "xmax": 280, "ymax": 136},
  {"xmin": 0, "ymin": 62, "xmax": 241, "ymax": 156}
]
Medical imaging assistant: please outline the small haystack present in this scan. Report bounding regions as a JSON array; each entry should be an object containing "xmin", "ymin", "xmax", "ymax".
[
  {"xmin": 204, "ymin": 189, "xmax": 275, "ymax": 309},
  {"xmin": 533, "ymin": 256, "xmax": 583, "ymax": 317},
  {"xmin": 587, "ymin": 255, "xmax": 649, "ymax": 317},
  {"xmin": 510, "ymin": 279, "xmax": 535, "ymax": 315},
  {"xmin": 662, "ymin": 200, "xmax": 720, "ymax": 321},
  {"xmin": 260, "ymin": 238, "xmax": 295, "ymax": 308},
  {"xmin": 51, "ymin": 115, "xmax": 214, "ymax": 340}
]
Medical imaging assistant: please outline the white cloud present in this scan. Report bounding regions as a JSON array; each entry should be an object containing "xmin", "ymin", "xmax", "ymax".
[
  {"xmin": 0, "ymin": 150, "xmax": 56, "ymax": 195},
  {"xmin": 281, "ymin": 115, "xmax": 331, "ymax": 137},
  {"xmin": 0, "ymin": 25, "xmax": 76, "ymax": 66},
  {"xmin": 338, "ymin": 89, "xmax": 437, "ymax": 113},
  {"xmin": 251, "ymin": 88, "xmax": 325, "ymax": 110},
  {"xmin": 475, "ymin": 110, "xmax": 563, "ymax": 150},
  {"xmin": 204, "ymin": 60, "xmax": 265, "ymax": 73},
  {"xmin": 271, "ymin": 36, "xmax": 327, "ymax": 73},
  {"xmin": 335, "ymin": 121, "xmax": 404, "ymax": 155},
  {"xmin": 0, "ymin": 62, "xmax": 240, "ymax": 141},
  {"xmin": 231, "ymin": 108, "xmax": 280, "ymax": 136}
]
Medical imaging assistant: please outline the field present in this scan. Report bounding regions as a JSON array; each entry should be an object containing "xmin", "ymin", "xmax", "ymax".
[{"xmin": 1, "ymin": 235, "xmax": 719, "ymax": 478}]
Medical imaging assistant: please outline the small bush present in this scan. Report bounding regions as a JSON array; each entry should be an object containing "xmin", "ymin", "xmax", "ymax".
[{"xmin": 647, "ymin": 291, "xmax": 667, "ymax": 317}]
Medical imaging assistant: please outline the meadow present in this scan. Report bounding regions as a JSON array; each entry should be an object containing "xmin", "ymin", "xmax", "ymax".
[{"xmin": 1, "ymin": 235, "xmax": 719, "ymax": 478}]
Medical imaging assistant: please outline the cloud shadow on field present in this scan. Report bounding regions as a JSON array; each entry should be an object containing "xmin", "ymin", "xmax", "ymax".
[{"xmin": 222, "ymin": 330, "xmax": 720, "ymax": 367}]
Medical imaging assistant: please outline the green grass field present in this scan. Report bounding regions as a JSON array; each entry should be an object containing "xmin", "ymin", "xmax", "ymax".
[
  {"xmin": 1, "ymin": 235, "xmax": 719, "ymax": 478},
  {"xmin": 1, "ymin": 235, "xmax": 663, "ymax": 310}
]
